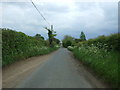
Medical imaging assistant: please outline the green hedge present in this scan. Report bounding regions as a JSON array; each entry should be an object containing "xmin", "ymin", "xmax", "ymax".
[
  {"xmin": 69, "ymin": 33, "xmax": 120, "ymax": 87},
  {"xmin": 77, "ymin": 33, "xmax": 120, "ymax": 52},
  {"xmin": 2, "ymin": 28, "xmax": 59, "ymax": 67},
  {"xmin": 73, "ymin": 46, "xmax": 119, "ymax": 87}
]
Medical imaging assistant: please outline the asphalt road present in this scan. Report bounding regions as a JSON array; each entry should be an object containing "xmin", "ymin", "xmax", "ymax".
[{"xmin": 16, "ymin": 48, "xmax": 105, "ymax": 88}]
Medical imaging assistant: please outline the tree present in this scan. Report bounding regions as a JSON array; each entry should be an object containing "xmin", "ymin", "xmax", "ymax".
[
  {"xmin": 34, "ymin": 34, "xmax": 44, "ymax": 40},
  {"xmin": 53, "ymin": 38, "xmax": 60, "ymax": 45},
  {"xmin": 66, "ymin": 40, "xmax": 72, "ymax": 46},
  {"xmin": 74, "ymin": 39, "xmax": 82, "ymax": 43},
  {"xmin": 80, "ymin": 31, "xmax": 86, "ymax": 41},
  {"xmin": 62, "ymin": 35, "xmax": 74, "ymax": 48}
]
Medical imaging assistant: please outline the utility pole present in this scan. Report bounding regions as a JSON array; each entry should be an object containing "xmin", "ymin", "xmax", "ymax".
[
  {"xmin": 51, "ymin": 25, "xmax": 53, "ymax": 31},
  {"xmin": 45, "ymin": 25, "xmax": 56, "ymax": 47}
]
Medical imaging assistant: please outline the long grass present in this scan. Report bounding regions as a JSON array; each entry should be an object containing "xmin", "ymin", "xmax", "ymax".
[
  {"xmin": 2, "ymin": 46, "xmax": 59, "ymax": 67},
  {"xmin": 72, "ymin": 45, "xmax": 119, "ymax": 87}
]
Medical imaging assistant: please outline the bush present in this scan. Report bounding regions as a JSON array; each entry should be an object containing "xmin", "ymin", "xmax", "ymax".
[
  {"xmin": 63, "ymin": 41, "xmax": 72, "ymax": 48},
  {"xmin": 62, "ymin": 35, "xmax": 74, "ymax": 48},
  {"xmin": 73, "ymin": 45, "xmax": 119, "ymax": 87},
  {"xmin": 67, "ymin": 46, "xmax": 74, "ymax": 51},
  {"xmin": 71, "ymin": 33, "xmax": 120, "ymax": 87},
  {"xmin": 67, "ymin": 46, "xmax": 77, "ymax": 51},
  {"xmin": 80, "ymin": 33, "xmax": 120, "ymax": 52},
  {"xmin": 2, "ymin": 28, "xmax": 59, "ymax": 67}
]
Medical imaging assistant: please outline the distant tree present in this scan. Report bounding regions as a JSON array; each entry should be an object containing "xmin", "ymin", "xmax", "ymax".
[
  {"xmin": 62, "ymin": 35, "xmax": 74, "ymax": 48},
  {"xmin": 53, "ymin": 38, "xmax": 60, "ymax": 45},
  {"xmin": 35, "ymin": 34, "xmax": 41, "ymax": 37},
  {"xmin": 66, "ymin": 40, "xmax": 72, "ymax": 46},
  {"xmin": 74, "ymin": 39, "xmax": 82, "ymax": 43},
  {"xmin": 34, "ymin": 34, "xmax": 44, "ymax": 40},
  {"xmin": 80, "ymin": 31, "xmax": 86, "ymax": 41}
]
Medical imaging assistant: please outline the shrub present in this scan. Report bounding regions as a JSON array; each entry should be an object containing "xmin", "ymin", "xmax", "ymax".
[
  {"xmin": 71, "ymin": 33, "xmax": 120, "ymax": 87},
  {"xmin": 62, "ymin": 35, "xmax": 74, "ymax": 48},
  {"xmin": 81, "ymin": 33, "xmax": 120, "ymax": 52},
  {"xmin": 73, "ymin": 45, "xmax": 119, "ymax": 87},
  {"xmin": 2, "ymin": 28, "xmax": 59, "ymax": 67}
]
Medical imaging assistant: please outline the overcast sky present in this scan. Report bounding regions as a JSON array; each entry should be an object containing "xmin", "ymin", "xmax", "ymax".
[{"xmin": 1, "ymin": 0, "xmax": 118, "ymax": 40}]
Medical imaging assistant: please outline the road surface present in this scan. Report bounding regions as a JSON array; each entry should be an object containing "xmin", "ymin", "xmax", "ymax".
[{"xmin": 3, "ymin": 48, "xmax": 106, "ymax": 88}]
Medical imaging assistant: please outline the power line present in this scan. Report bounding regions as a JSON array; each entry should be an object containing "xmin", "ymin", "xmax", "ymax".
[
  {"xmin": 30, "ymin": 0, "xmax": 50, "ymax": 26},
  {"xmin": 24, "ymin": 2, "xmax": 45, "ymax": 28}
]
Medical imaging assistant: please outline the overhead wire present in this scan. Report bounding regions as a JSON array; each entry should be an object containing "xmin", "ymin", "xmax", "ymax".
[
  {"xmin": 30, "ymin": 0, "xmax": 50, "ymax": 26},
  {"xmin": 24, "ymin": 2, "xmax": 45, "ymax": 28}
]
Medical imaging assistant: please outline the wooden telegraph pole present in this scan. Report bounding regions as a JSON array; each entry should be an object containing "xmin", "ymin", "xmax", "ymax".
[
  {"xmin": 45, "ymin": 25, "xmax": 56, "ymax": 47},
  {"xmin": 51, "ymin": 25, "xmax": 53, "ymax": 31}
]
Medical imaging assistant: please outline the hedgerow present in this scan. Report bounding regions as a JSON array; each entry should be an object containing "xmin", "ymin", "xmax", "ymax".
[
  {"xmin": 67, "ymin": 33, "xmax": 120, "ymax": 88},
  {"xmin": 77, "ymin": 33, "xmax": 120, "ymax": 52},
  {"xmin": 2, "ymin": 28, "xmax": 59, "ymax": 67}
]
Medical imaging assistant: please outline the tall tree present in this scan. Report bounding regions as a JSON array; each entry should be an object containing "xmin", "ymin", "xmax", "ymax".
[{"xmin": 80, "ymin": 31, "xmax": 86, "ymax": 41}]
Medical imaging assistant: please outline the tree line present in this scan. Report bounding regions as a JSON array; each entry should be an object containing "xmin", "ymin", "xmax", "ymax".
[{"xmin": 62, "ymin": 31, "xmax": 86, "ymax": 48}]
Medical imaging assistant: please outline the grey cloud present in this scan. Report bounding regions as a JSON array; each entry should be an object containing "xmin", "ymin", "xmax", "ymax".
[
  {"xmin": 38, "ymin": 2, "xmax": 69, "ymax": 13},
  {"xmin": 1, "ymin": 1, "xmax": 118, "ymax": 41}
]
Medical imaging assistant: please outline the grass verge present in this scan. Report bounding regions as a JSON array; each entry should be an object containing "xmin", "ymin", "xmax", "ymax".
[
  {"xmin": 2, "ymin": 46, "xmax": 59, "ymax": 67},
  {"xmin": 70, "ymin": 46, "xmax": 119, "ymax": 88}
]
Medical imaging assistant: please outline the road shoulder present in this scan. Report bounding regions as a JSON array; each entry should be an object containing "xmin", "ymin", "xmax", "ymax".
[
  {"xmin": 67, "ymin": 50, "xmax": 108, "ymax": 88},
  {"xmin": 2, "ymin": 50, "xmax": 58, "ymax": 88}
]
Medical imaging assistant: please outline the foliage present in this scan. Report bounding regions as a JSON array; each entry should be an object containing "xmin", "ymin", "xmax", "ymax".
[
  {"xmin": 62, "ymin": 35, "xmax": 74, "ymax": 48},
  {"xmin": 53, "ymin": 38, "xmax": 60, "ymax": 45},
  {"xmin": 68, "ymin": 33, "xmax": 120, "ymax": 87},
  {"xmin": 45, "ymin": 27, "xmax": 57, "ymax": 47},
  {"xmin": 72, "ymin": 45, "xmax": 119, "ymax": 87},
  {"xmin": 2, "ymin": 28, "xmax": 59, "ymax": 67},
  {"xmin": 67, "ymin": 46, "xmax": 76, "ymax": 51},
  {"xmin": 80, "ymin": 31, "xmax": 86, "ymax": 41},
  {"xmin": 78, "ymin": 33, "xmax": 120, "ymax": 52},
  {"xmin": 34, "ymin": 34, "xmax": 44, "ymax": 40},
  {"xmin": 62, "ymin": 31, "xmax": 86, "ymax": 47},
  {"xmin": 74, "ymin": 39, "xmax": 82, "ymax": 43}
]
